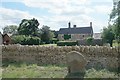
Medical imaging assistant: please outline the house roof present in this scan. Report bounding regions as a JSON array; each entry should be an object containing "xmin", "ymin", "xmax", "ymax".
[{"xmin": 58, "ymin": 27, "xmax": 93, "ymax": 34}]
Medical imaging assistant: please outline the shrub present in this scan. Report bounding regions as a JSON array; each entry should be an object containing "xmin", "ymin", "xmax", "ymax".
[
  {"xmin": 86, "ymin": 37, "xmax": 94, "ymax": 45},
  {"xmin": 51, "ymin": 38, "xmax": 59, "ymax": 44},
  {"xmin": 11, "ymin": 35, "xmax": 41, "ymax": 45},
  {"xmin": 11, "ymin": 35, "xmax": 26, "ymax": 44},
  {"xmin": 21, "ymin": 36, "xmax": 41, "ymax": 45},
  {"xmin": 57, "ymin": 41, "xmax": 78, "ymax": 46},
  {"xmin": 64, "ymin": 34, "xmax": 71, "ymax": 40}
]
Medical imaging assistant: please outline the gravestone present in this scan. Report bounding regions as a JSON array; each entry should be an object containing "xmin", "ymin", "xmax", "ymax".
[{"xmin": 65, "ymin": 51, "xmax": 87, "ymax": 78}]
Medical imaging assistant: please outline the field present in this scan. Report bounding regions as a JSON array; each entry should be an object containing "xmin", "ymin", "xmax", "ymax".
[{"xmin": 2, "ymin": 63, "xmax": 119, "ymax": 78}]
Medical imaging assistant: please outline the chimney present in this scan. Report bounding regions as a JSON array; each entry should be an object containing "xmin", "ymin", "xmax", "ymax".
[
  {"xmin": 68, "ymin": 22, "xmax": 71, "ymax": 28},
  {"xmin": 73, "ymin": 25, "xmax": 77, "ymax": 28},
  {"xmin": 90, "ymin": 22, "xmax": 92, "ymax": 27}
]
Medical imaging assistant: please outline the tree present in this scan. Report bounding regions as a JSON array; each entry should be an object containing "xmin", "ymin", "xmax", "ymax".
[
  {"xmin": 101, "ymin": 26, "xmax": 115, "ymax": 47},
  {"xmin": 18, "ymin": 18, "xmax": 39, "ymax": 36},
  {"xmin": 41, "ymin": 25, "xmax": 54, "ymax": 43},
  {"xmin": 110, "ymin": 0, "xmax": 120, "ymax": 43},
  {"xmin": 2, "ymin": 25, "xmax": 18, "ymax": 34}
]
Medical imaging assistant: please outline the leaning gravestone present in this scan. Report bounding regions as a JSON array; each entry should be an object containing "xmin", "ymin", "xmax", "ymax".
[{"xmin": 65, "ymin": 51, "xmax": 87, "ymax": 78}]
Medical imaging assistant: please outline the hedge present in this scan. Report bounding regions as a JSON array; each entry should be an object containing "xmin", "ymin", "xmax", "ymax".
[
  {"xmin": 51, "ymin": 38, "xmax": 59, "ymax": 44},
  {"xmin": 11, "ymin": 35, "xmax": 41, "ymax": 45},
  {"xmin": 57, "ymin": 41, "xmax": 78, "ymax": 46}
]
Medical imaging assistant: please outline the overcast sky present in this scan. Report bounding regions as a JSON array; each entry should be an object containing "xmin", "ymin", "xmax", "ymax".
[{"xmin": 0, "ymin": 0, "xmax": 113, "ymax": 33}]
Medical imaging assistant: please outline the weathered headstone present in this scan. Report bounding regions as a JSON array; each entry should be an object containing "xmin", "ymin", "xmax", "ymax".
[{"xmin": 66, "ymin": 51, "xmax": 87, "ymax": 78}]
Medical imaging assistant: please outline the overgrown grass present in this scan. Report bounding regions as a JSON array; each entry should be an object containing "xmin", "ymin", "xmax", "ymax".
[{"xmin": 2, "ymin": 63, "xmax": 119, "ymax": 78}]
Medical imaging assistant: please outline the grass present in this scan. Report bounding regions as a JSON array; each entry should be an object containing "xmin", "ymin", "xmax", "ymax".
[
  {"xmin": 112, "ymin": 42, "xmax": 120, "ymax": 47},
  {"xmin": 2, "ymin": 63, "xmax": 119, "ymax": 78},
  {"xmin": 39, "ymin": 44, "xmax": 57, "ymax": 47}
]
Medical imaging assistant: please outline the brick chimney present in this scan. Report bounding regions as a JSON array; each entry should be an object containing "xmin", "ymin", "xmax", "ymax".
[
  {"xmin": 90, "ymin": 22, "xmax": 92, "ymax": 27},
  {"xmin": 68, "ymin": 22, "xmax": 71, "ymax": 28},
  {"xmin": 73, "ymin": 25, "xmax": 77, "ymax": 28}
]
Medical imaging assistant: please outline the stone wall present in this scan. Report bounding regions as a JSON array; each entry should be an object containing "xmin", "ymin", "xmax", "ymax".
[
  {"xmin": 2, "ymin": 45, "xmax": 119, "ymax": 70},
  {"xmin": 77, "ymin": 39, "xmax": 103, "ymax": 46}
]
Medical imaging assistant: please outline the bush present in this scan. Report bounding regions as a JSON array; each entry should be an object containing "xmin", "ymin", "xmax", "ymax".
[
  {"xmin": 51, "ymin": 38, "xmax": 59, "ymax": 44},
  {"xmin": 11, "ymin": 35, "xmax": 26, "ymax": 44},
  {"xmin": 11, "ymin": 35, "xmax": 41, "ymax": 45},
  {"xmin": 57, "ymin": 41, "xmax": 78, "ymax": 46},
  {"xmin": 64, "ymin": 34, "xmax": 71, "ymax": 40},
  {"xmin": 22, "ymin": 36, "xmax": 41, "ymax": 45},
  {"xmin": 86, "ymin": 37, "xmax": 94, "ymax": 45}
]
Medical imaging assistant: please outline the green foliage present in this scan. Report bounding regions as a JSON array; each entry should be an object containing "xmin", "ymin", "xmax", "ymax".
[
  {"xmin": 51, "ymin": 38, "xmax": 59, "ymax": 44},
  {"xmin": 86, "ymin": 37, "xmax": 94, "ymax": 45},
  {"xmin": 18, "ymin": 18, "xmax": 39, "ymax": 36},
  {"xmin": 101, "ymin": 26, "xmax": 115, "ymax": 47},
  {"xmin": 57, "ymin": 41, "xmax": 78, "ymax": 46},
  {"xmin": 11, "ymin": 35, "xmax": 41, "ymax": 45},
  {"xmin": 22, "ymin": 36, "xmax": 41, "ymax": 45},
  {"xmin": 2, "ymin": 25, "xmax": 18, "ymax": 34},
  {"xmin": 112, "ymin": 40, "xmax": 120, "ymax": 47},
  {"xmin": 2, "ymin": 63, "xmax": 119, "ymax": 78},
  {"xmin": 11, "ymin": 35, "xmax": 26, "ymax": 44},
  {"xmin": 110, "ymin": 1, "xmax": 120, "ymax": 43},
  {"xmin": 64, "ymin": 34, "xmax": 71, "ymax": 40},
  {"xmin": 41, "ymin": 25, "xmax": 54, "ymax": 44}
]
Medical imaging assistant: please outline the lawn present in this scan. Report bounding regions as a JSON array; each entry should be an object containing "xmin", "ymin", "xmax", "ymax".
[
  {"xmin": 112, "ymin": 42, "xmax": 120, "ymax": 47},
  {"xmin": 39, "ymin": 44, "xmax": 57, "ymax": 47},
  {"xmin": 2, "ymin": 63, "xmax": 119, "ymax": 78}
]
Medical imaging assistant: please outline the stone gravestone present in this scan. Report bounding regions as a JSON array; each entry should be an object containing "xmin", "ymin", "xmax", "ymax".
[{"xmin": 65, "ymin": 51, "xmax": 87, "ymax": 78}]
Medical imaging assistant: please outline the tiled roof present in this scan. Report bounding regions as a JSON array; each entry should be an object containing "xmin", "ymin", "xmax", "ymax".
[{"xmin": 58, "ymin": 27, "xmax": 93, "ymax": 34}]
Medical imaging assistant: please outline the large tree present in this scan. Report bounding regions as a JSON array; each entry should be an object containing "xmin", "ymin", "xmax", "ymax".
[
  {"xmin": 101, "ymin": 26, "xmax": 115, "ymax": 47},
  {"xmin": 41, "ymin": 25, "xmax": 54, "ymax": 43},
  {"xmin": 2, "ymin": 25, "xmax": 18, "ymax": 34},
  {"xmin": 18, "ymin": 18, "xmax": 39, "ymax": 36},
  {"xmin": 110, "ymin": 0, "xmax": 120, "ymax": 43}
]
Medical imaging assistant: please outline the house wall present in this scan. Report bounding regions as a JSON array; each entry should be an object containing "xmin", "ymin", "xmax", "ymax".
[
  {"xmin": 58, "ymin": 34, "xmax": 64, "ymax": 41},
  {"xmin": 58, "ymin": 34, "xmax": 92, "ymax": 41},
  {"xmin": 3, "ymin": 35, "xmax": 11, "ymax": 45},
  {"xmin": 71, "ymin": 34, "xmax": 91, "ymax": 40}
]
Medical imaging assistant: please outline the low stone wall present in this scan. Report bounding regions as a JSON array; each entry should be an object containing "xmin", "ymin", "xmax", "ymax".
[
  {"xmin": 77, "ymin": 39, "xmax": 103, "ymax": 46},
  {"xmin": 2, "ymin": 45, "xmax": 119, "ymax": 70}
]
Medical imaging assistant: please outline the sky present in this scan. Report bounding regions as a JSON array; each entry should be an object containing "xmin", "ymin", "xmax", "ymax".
[{"xmin": 0, "ymin": 0, "xmax": 113, "ymax": 33}]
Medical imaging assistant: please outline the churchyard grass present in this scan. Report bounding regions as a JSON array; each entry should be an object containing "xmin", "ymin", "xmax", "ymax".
[
  {"xmin": 2, "ymin": 63, "xmax": 119, "ymax": 78},
  {"xmin": 39, "ymin": 44, "xmax": 57, "ymax": 46}
]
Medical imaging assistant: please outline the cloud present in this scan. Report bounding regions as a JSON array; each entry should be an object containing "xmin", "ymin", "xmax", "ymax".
[
  {"xmin": 94, "ymin": 5, "xmax": 113, "ymax": 14},
  {"xmin": 0, "ymin": 7, "xmax": 44, "ymax": 31},
  {"xmin": 20, "ymin": 0, "xmax": 90, "ymax": 15},
  {"xmin": 1, "ymin": 0, "xmax": 113, "ymax": 32}
]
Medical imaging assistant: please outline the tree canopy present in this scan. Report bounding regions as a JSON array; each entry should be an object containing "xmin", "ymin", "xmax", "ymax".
[
  {"xmin": 101, "ymin": 26, "xmax": 115, "ymax": 47},
  {"xmin": 110, "ymin": 0, "xmax": 120, "ymax": 42},
  {"xmin": 41, "ymin": 25, "xmax": 54, "ymax": 43},
  {"xmin": 2, "ymin": 25, "xmax": 18, "ymax": 35},
  {"xmin": 18, "ymin": 18, "xmax": 39, "ymax": 36},
  {"xmin": 102, "ymin": 0, "xmax": 120, "ymax": 46}
]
